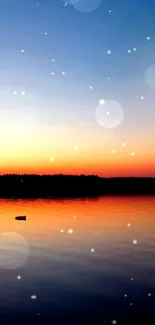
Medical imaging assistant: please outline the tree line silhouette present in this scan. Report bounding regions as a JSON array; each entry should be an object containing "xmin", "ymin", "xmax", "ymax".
[{"xmin": 0, "ymin": 174, "xmax": 155, "ymax": 198}]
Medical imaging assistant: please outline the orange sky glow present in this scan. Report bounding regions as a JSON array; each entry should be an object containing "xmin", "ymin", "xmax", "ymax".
[{"xmin": 0, "ymin": 122, "xmax": 154, "ymax": 177}]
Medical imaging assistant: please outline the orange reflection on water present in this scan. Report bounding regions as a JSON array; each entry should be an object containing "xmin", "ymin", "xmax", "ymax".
[{"xmin": 0, "ymin": 196, "xmax": 155, "ymax": 245}]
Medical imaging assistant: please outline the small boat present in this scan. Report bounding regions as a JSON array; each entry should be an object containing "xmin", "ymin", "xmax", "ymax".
[{"xmin": 15, "ymin": 216, "xmax": 26, "ymax": 221}]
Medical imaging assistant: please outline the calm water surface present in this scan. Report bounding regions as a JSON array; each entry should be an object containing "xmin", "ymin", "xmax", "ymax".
[{"xmin": 0, "ymin": 196, "xmax": 155, "ymax": 324}]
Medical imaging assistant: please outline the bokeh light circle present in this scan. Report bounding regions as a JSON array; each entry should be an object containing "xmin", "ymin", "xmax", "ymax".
[
  {"xmin": 145, "ymin": 64, "xmax": 155, "ymax": 88},
  {"xmin": 71, "ymin": 0, "xmax": 102, "ymax": 13},
  {"xmin": 95, "ymin": 100, "xmax": 124, "ymax": 128},
  {"xmin": 0, "ymin": 232, "xmax": 29, "ymax": 269}
]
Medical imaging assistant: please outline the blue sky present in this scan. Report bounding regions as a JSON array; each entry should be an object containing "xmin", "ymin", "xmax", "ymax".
[{"xmin": 0, "ymin": 0, "xmax": 155, "ymax": 175}]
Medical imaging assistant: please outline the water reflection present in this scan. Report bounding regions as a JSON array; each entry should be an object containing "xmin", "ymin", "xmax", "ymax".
[{"xmin": 0, "ymin": 196, "xmax": 155, "ymax": 323}]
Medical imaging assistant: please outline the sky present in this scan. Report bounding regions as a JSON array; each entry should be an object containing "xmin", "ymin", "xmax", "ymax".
[{"xmin": 0, "ymin": 0, "xmax": 155, "ymax": 176}]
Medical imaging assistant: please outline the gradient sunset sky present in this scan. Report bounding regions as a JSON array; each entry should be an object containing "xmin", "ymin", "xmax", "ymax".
[{"xmin": 0, "ymin": 0, "xmax": 155, "ymax": 176}]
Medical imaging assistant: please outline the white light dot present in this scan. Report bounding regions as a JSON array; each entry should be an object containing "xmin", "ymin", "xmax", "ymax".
[
  {"xmin": 52, "ymin": 72, "xmax": 55, "ymax": 76},
  {"xmin": 99, "ymin": 99, "xmax": 105, "ymax": 105},
  {"xmin": 73, "ymin": 215, "xmax": 76, "ymax": 219},
  {"xmin": 128, "ymin": 49, "xmax": 131, "ymax": 53},
  {"xmin": 123, "ymin": 142, "xmax": 127, "ymax": 147},
  {"xmin": 111, "ymin": 149, "xmax": 117, "ymax": 154},
  {"xmin": 44, "ymin": 32, "xmax": 47, "ymax": 35},
  {"xmin": 106, "ymin": 111, "xmax": 110, "ymax": 115},
  {"xmin": 31, "ymin": 295, "xmax": 37, "ymax": 300},
  {"xmin": 127, "ymin": 223, "xmax": 131, "ymax": 227},
  {"xmin": 21, "ymin": 91, "xmax": 26, "ymax": 96},
  {"xmin": 21, "ymin": 49, "xmax": 24, "ymax": 53},
  {"xmin": 131, "ymin": 278, "xmax": 134, "ymax": 281},
  {"xmin": 68, "ymin": 229, "xmax": 73, "ymax": 234},
  {"xmin": 17, "ymin": 275, "xmax": 21, "ymax": 280},
  {"xmin": 108, "ymin": 77, "xmax": 110, "ymax": 80},
  {"xmin": 141, "ymin": 96, "xmax": 144, "ymax": 100},
  {"xmin": 50, "ymin": 157, "xmax": 55, "ymax": 162},
  {"xmin": 60, "ymin": 229, "xmax": 64, "ymax": 233},
  {"xmin": 147, "ymin": 36, "xmax": 150, "ymax": 40},
  {"xmin": 107, "ymin": 50, "xmax": 111, "ymax": 55},
  {"xmin": 62, "ymin": 71, "xmax": 65, "ymax": 75},
  {"xmin": 13, "ymin": 91, "xmax": 18, "ymax": 95},
  {"xmin": 148, "ymin": 293, "xmax": 152, "ymax": 297},
  {"xmin": 52, "ymin": 59, "xmax": 55, "ymax": 62},
  {"xmin": 124, "ymin": 294, "xmax": 127, "ymax": 298},
  {"xmin": 109, "ymin": 9, "xmax": 112, "ymax": 13},
  {"xmin": 133, "ymin": 239, "xmax": 138, "ymax": 245},
  {"xmin": 91, "ymin": 248, "xmax": 95, "ymax": 252},
  {"xmin": 131, "ymin": 152, "xmax": 135, "ymax": 156},
  {"xmin": 112, "ymin": 321, "xmax": 117, "ymax": 325},
  {"xmin": 73, "ymin": 145, "xmax": 79, "ymax": 151},
  {"xmin": 64, "ymin": 2, "xmax": 68, "ymax": 7},
  {"xmin": 130, "ymin": 303, "xmax": 133, "ymax": 306},
  {"xmin": 90, "ymin": 86, "xmax": 93, "ymax": 90}
]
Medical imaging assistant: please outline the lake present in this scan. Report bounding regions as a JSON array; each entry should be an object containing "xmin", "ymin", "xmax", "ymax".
[{"xmin": 0, "ymin": 196, "xmax": 155, "ymax": 324}]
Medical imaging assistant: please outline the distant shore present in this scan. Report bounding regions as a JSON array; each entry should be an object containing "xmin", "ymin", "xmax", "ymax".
[{"xmin": 0, "ymin": 174, "xmax": 155, "ymax": 198}]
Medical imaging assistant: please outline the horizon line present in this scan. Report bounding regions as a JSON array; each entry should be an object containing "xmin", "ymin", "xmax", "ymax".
[{"xmin": 0, "ymin": 174, "xmax": 155, "ymax": 179}]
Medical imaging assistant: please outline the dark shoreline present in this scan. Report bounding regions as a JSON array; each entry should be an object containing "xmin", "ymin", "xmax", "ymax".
[{"xmin": 0, "ymin": 174, "xmax": 155, "ymax": 198}]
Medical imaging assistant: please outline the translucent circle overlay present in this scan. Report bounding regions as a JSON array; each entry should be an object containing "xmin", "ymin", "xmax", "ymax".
[
  {"xmin": 0, "ymin": 232, "xmax": 29, "ymax": 269},
  {"xmin": 71, "ymin": 0, "xmax": 102, "ymax": 13},
  {"xmin": 95, "ymin": 100, "xmax": 124, "ymax": 128},
  {"xmin": 145, "ymin": 64, "xmax": 155, "ymax": 88}
]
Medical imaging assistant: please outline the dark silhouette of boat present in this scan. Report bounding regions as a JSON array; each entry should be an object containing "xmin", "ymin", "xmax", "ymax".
[{"xmin": 15, "ymin": 216, "xmax": 26, "ymax": 221}]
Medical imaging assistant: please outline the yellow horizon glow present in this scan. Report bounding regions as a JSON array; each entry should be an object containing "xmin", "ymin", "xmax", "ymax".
[{"xmin": 0, "ymin": 117, "xmax": 155, "ymax": 176}]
